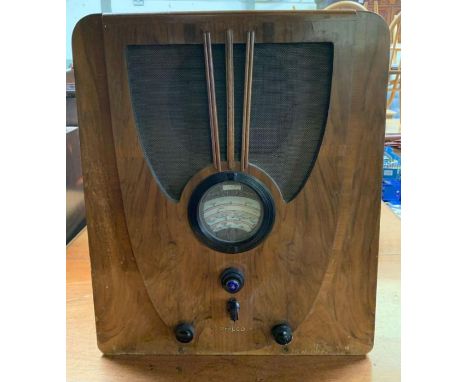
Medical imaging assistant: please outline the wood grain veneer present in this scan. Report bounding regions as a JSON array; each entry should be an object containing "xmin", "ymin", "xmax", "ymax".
[{"xmin": 72, "ymin": 11, "xmax": 389, "ymax": 355}]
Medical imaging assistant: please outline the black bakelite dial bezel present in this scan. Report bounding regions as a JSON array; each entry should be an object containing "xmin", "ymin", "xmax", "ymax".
[{"xmin": 188, "ymin": 172, "xmax": 275, "ymax": 254}]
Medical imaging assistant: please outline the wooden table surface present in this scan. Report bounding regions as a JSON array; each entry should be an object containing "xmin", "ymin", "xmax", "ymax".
[{"xmin": 67, "ymin": 202, "xmax": 400, "ymax": 382}]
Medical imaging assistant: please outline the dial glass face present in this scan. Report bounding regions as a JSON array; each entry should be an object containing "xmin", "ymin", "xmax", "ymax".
[{"xmin": 197, "ymin": 181, "xmax": 264, "ymax": 243}]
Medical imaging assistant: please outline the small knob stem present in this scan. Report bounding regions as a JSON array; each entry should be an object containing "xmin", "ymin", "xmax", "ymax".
[{"xmin": 227, "ymin": 298, "xmax": 240, "ymax": 321}]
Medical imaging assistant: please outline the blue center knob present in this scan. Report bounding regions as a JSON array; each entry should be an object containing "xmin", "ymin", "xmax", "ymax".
[
  {"xmin": 220, "ymin": 267, "xmax": 244, "ymax": 294},
  {"xmin": 226, "ymin": 279, "xmax": 240, "ymax": 292}
]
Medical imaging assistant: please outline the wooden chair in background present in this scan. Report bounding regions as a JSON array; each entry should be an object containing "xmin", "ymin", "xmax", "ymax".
[
  {"xmin": 387, "ymin": 12, "xmax": 401, "ymax": 110},
  {"xmin": 385, "ymin": 12, "xmax": 401, "ymax": 140},
  {"xmin": 324, "ymin": 1, "xmax": 368, "ymax": 10}
]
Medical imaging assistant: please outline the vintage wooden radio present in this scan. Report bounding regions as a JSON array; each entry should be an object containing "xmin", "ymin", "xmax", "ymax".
[{"xmin": 73, "ymin": 10, "xmax": 389, "ymax": 355}]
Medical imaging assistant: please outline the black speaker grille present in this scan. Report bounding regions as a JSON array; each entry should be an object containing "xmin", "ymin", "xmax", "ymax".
[
  {"xmin": 250, "ymin": 43, "xmax": 333, "ymax": 202},
  {"xmin": 126, "ymin": 42, "xmax": 333, "ymax": 203},
  {"xmin": 126, "ymin": 44, "xmax": 212, "ymax": 201}
]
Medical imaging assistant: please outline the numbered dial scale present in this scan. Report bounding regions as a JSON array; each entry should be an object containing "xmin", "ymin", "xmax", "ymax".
[{"xmin": 188, "ymin": 172, "xmax": 275, "ymax": 253}]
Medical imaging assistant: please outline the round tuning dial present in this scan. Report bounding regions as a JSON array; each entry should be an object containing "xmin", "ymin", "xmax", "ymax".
[
  {"xmin": 188, "ymin": 172, "xmax": 275, "ymax": 254},
  {"xmin": 220, "ymin": 268, "xmax": 244, "ymax": 294},
  {"xmin": 271, "ymin": 323, "xmax": 293, "ymax": 345},
  {"xmin": 174, "ymin": 323, "xmax": 195, "ymax": 343}
]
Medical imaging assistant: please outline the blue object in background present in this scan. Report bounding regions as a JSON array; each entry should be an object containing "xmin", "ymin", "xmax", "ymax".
[
  {"xmin": 388, "ymin": 89, "xmax": 400, "ymax": 119},
  {"xmin": 382, "ymin": 179, "xmax": 401, "ymax": 204},
  {"xmin": 382, "ymin": 147, "xmax": 401, "ymax": 216}
]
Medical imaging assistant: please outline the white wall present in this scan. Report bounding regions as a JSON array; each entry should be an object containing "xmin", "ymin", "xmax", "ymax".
[
  {"xmin": 111, "ymin": 0, "xmax": 317, "ymax": 13},
  {"xmin": 66, "ymin": 0, "xmax": 101, "ymax": 67},
  {"xmin": 112, "ymin": 0, "xmax": 247, "ymax": 13}
]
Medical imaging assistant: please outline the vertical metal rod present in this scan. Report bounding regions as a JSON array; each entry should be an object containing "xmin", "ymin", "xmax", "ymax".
[
  {"xmin": 203, "ymin": 32, "xmax": 221, "ymax": 171},
  {"xmin": 241, "ymin": 31, "xmax": 255, "ymax": 172},
  {"xmin": 226, "ymin": 29, "xmax": 235, "ymax": 170}
]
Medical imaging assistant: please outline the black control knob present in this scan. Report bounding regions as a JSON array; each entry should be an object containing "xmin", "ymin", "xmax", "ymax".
[
  {"xmin": 220, "ymin": 267, "xmax": 244, "ymax": 294},
  {"xmin": 227, "ymin": 298, "xmax": 240, "ymax": 322},
  {"xmin": 174, "ymin": 323, "xmax": 195, "ymax": 343},
  {"xmin": 271, "ymin": 323, "xmax": 293, "ymax": 345}
]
